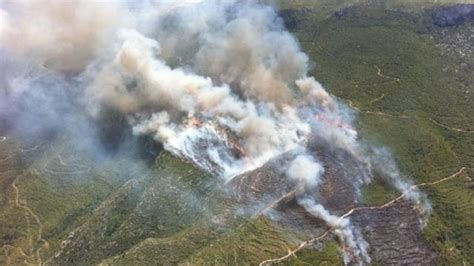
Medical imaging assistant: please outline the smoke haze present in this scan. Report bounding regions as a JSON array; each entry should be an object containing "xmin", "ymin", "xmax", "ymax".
[{"xmin": 0, "ymin": 0, "xmax": 429, "ymax": 264}]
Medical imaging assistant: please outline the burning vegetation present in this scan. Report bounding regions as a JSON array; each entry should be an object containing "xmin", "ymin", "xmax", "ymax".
[{"xmin": 0, "ymin": 0, "xmax": 437, "ymax": 264}]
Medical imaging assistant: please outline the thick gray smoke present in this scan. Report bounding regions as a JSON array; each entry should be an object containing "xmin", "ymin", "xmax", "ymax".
[
  {"xmin": 0, "ymin": 0, "xmax": 120, "ymax": 72},
  {"xmin": 286, "ymin": 154, "xmax": 324, "ymax": 190},
  {"xmin": 0, "ymin": 0, "xmax": 428, "ymax": 264}
]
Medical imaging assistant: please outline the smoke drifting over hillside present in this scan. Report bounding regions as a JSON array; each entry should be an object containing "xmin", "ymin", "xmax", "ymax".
[{"xmin": 0, "ymin": 0, "xmax": 428, "ymax": 264}]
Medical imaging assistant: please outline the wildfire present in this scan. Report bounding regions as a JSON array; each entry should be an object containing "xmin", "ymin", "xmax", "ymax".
[
  {"xmin": 314, "ymin": 114, "xmax": 351, "ymax": 130},
  {"xmin": 230, "ymin": 141, "xmax": 246, "ymax": 158},
  {"xmin": 186, "ymin": 115, "xmax": 203, "ymax": 127},
  {"xmin": 341, "ymin": 243, "xmax": 358, "ymax": 263},
  {"xmin": 184, "ymin": 115, "xmax": 246, "ymax": 159}
]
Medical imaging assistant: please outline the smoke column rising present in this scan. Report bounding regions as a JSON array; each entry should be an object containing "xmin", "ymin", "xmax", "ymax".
[{"xmin": 0, "ymin": 0, "xmax": 429, "ymax": 264}]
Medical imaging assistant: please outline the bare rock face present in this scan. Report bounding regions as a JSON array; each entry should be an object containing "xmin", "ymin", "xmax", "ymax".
[{"xmin": 432, "ymin": 4, "xmax": 474, "ymax": 27}]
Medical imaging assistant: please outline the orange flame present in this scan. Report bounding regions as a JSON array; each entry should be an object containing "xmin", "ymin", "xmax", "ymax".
[{"xmin": 184, "ymin": 115, "xmax": 246, "ymax": 158}]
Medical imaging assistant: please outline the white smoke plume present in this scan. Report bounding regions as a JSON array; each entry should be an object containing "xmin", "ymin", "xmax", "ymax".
[
  {"xmin": 299, "ymin": 197, "xmax": 371, "ymax": 265},
  {"xmin": 0, "ymin": 0, "xmax": 120, "ymax": 73},
  {"xmin": 285, "ymin": 148, "xmax": 370, "ymax": 264},
  {"xmin": 0, "ymin": 1, "xmax": 343, "ymax": 180},
  {"xmin": 368, "ymin": 146, "xmax": 432, "ymax": 221},
  {"xmin": 0, "ymin": 0, "xmax": 430, "ymax": 263},
  {"xmin": 79, "ymin": 4, "xmax": 328, "ymax": 180},
  {"xmin": 286, "ymin": 154, "xmax": 324, "ymax": 190}
]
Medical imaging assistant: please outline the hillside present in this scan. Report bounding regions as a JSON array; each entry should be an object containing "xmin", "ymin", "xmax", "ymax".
[{"xmin": 0, "ymin": 1, "xmax": 473, "ymax": 265}]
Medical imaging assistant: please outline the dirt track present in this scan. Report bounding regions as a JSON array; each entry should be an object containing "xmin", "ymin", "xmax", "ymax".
[
  {"xmin": 348, "ymin": 99, "xmax": 473, "ymax": 133},
  {"xmin": 374, "ymin": 65, "xmax": 401, "ymax": 82},
  {"xmin": 9, "ymin": 180, "xmax": 49, "ymax": 265},
  {"xmin": 259, "ymin": 167, "xmax": 468, "ymax": 265},
  {"xmin": 0, "ymin": 140, "xmax": 46, "ymax": 265}
]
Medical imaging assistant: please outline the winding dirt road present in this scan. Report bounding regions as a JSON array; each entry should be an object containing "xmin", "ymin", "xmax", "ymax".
[
  {"xmin": 369, "ymin": 93, "xmax": 385, "ymax": 104},
  {"xmin": 429, "ymin": 118, "xmax": 474, "ymax": 134},
  {"xmin": 42, "ymin": 153, "xmax": 91, "ymax": 176},
  {"xmin": 12, "ymin": 182, "xmax": 43, "ymax": 243},
  {"xmin": 374, "ymin": 65, "xmax": 401, "ymax": 82},
  {"xmin": 259, "ymin": 167, "xmax": 469, "ymax": 265},
  {"xmin": 2, "ymin": 180, "xmax": 49, "ymax": 265},
  {"xmin": 347, "ymin": 99, "xmax": 473, "ymax": 133}
]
